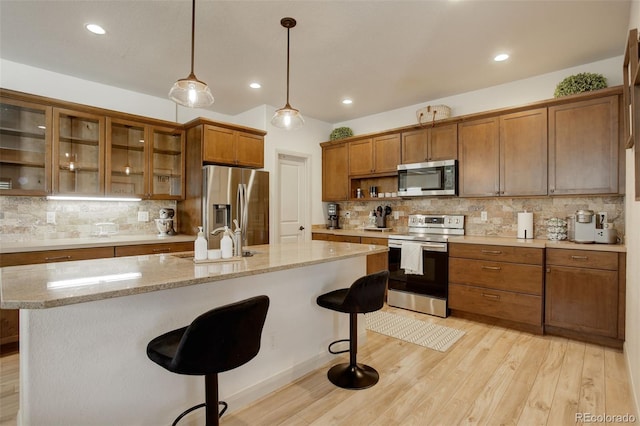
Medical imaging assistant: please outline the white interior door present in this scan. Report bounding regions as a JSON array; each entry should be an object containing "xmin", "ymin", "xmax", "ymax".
[{"xmin": 277, "ymin": 152, "xmax": 308, "ymax": 243}]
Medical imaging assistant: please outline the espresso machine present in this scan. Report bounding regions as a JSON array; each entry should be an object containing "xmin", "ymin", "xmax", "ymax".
[
  {"xmin": 327, "ymin": 203, "xmax": 339, "ymax": 229},
  {"xmin": 574, "ymin": 209, "xmax": 595, "ymax": 243}
]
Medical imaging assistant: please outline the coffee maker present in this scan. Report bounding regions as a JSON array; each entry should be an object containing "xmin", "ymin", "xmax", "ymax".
[
  {"xmin": 574, "ymin": 209, "xmax": 595, "ymax": 243},
  {"xmin": 327, "ymin": 203, "xmax": 339, "ymax": 229}
]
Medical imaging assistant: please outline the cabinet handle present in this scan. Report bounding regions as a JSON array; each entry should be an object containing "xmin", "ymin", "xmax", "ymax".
[
  {"xmin": 481, "ymin": 250, "xmax": 502, "ymax": 255},
  {"xmin": 550, "ymin": 188, "xmax": 555, "ymax": 193},
  {"xmin": 481, "ymin": 266, "xmax": 502, "ymax": 271},
  {"xmin": 45, "ymin": 255, "xmax": 72, "ymax": 261},
  {"xmin": 152, "ymin": 248, "xmax": 171, "ymax": 253},
  {"xmin": 570, "ymin": 255, "xmax": 588, "ymax": 261},
  {"xmin": 482, "ymin": 293, "xmax": 500, "ymax": 301}
]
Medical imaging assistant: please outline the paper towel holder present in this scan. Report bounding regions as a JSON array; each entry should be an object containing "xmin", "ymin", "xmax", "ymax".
[{"xmin": 517, "ymin": 211, "xmax": 534, "ymax": 239}]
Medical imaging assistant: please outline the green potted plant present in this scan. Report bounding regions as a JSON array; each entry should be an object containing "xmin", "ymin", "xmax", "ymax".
[
  {"xmin": 329, "ymin": 127, "xmax": 354, "ymax": 141},
  {"xmin": 554, "ymin": 72, "xmax": 607, "ymax": 98}
]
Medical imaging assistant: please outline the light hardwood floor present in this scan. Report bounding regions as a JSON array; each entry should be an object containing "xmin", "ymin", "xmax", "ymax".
[{"xmin": 1, "ymin": 306, "xmax": 637, "ymax": 425}]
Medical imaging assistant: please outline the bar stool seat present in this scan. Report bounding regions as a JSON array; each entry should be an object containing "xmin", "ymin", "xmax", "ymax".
[
  {"xmin": 147, "ymin": 295, "xmax": 269, "ymax": 426},
  {"xmin": 316, "ymin": 270, "xmax": 388, "ymax": 390}
]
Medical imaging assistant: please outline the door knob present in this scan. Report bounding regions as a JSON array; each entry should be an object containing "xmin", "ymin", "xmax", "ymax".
[{"xmin": 299, "ymin": 226, "xmax": 305, "ymax": 231}]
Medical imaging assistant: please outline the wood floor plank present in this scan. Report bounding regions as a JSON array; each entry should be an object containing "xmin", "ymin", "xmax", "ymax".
[
  {"xmin": 578, "ymin": 344, "xmax": 606, "ymax": 419},
  {"xmin": 546, "ymin": 340, "xmax": 586, "ymax": 425},
  {"xmin": 604, "ymin": 348, "xmax": 637, "ymax": 426}
]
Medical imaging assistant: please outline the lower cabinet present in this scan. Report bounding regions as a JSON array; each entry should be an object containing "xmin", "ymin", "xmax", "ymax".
[
  {"xmin": 448, "ymin": 243, "xmax": 544, "ymax": 333},
  {"xmin": 114, "ymin": 241, "xmax": 193, "ymax": 257},
  {"xmin": 545, "ymin": 248, "xmax": 625, "ymax": 347},
  {"xmin": 312, "ymin": 233, "xmax": 388, "ymax": 274}
]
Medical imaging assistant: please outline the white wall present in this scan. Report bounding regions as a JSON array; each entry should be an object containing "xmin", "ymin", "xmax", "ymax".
[
  {"xmin": 625, "ymin": 1, "xmax": 640, "ymax": 417},
  {"xmin": 335, "ymin": 56, "xmax": 623, "ymax": 135}
]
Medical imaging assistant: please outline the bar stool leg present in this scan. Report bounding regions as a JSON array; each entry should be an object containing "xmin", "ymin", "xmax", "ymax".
[{"xmin": 327, "ymin": 312, "xmax": 379, "ymax": 390}]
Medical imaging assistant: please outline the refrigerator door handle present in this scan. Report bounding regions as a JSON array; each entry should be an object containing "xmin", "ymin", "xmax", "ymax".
[{"xmin": 237, "ymin": 183, "xmax": 248, "ymax": 243}]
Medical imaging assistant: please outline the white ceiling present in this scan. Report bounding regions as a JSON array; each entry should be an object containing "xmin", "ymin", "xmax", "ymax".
[{"xmin": 0, "ymin": 0, "xmax": 633, "ymax": 124}]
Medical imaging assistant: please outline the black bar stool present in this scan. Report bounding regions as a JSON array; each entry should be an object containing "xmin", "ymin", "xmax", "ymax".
[
  {"xmin": 146, "ymin": 295, "xmax": 269, "ymax": 426},
  {"xmin": 316, "ymin": 270, "xmax": 388, "ymax": 390}
]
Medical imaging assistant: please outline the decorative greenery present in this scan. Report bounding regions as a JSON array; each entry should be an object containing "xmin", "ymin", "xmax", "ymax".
[
  {"xmin": 554, "ymin": 72, "xmax": 607, "ymax": 98},
  {"xmin": 329, "ymin": 127, "xmax": 354, "ymax": 141}
]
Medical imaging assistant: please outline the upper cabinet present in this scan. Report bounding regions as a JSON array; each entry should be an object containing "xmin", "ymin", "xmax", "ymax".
[
  {"xmin": 53, "ymin": 108, "xmax": 105, "ymax": 196},
  {"xmin": 106, "ymin": 117, "xmax": 147, "ymax": 198},
  {"xmin": 203, "ymin": 124, "xmax": 264, "ymax": 168},
  {"xmin": 548, "ymin": 95, "xmax": 620, "ymax": 195},
  {"xmin": 149, "ymin": 126, "xmax": 184, "ymax": 200},
  {"xmin": 322, "ymin": 142, "xmax": 349, "ymax": 201},
  {"xmin": 401, "ymin": 123, "xmax": 457, "ymax": 164},
  {"xmin": 458, "ymin": 117, "xmax": 500, "ymax": 197},
  {"xmin": 0, "ymin": 97, "xmax": 52, "ymax": 195},
  {"xmin": 348, "ymin": 133, "xmax": 400, "ymax": 176}
]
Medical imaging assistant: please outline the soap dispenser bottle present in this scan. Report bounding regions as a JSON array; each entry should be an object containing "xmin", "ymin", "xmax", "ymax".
[
  {"xmin": 220, "ymin": 226, "xmax": 234, "ymax": 259},
  {"xmin": 194, "ymin": 226, "xmax": 208, "ymax": 261}
]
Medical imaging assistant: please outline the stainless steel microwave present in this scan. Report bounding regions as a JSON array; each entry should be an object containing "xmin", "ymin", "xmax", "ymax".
[{"xmin": 397, "ymin": 159, "xmax": 457, "ymax": 196}]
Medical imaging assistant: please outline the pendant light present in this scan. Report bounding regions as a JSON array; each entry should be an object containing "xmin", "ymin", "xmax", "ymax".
[
  {"xmin": 271, "ymin": 17, "xmax": 304, "ymax": 130},
  {"xmin": 168, "ymin": 0, "xmax": 214, "ymax": 108}
]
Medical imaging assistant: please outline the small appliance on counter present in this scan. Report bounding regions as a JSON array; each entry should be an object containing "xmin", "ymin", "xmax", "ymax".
[
  {"xmin": 155, "ymin": 208, "xmax": 176, "ymax": 236},
  {"xmin": 573, "ymin": 209, "xmax": 595, "ymax": 243},
  {"xmin": 375, "ymin": 205, "xmax": 392, "ymax": 228},
  {"xmin": 327, "ymin": 203, "xmax": 339, "ymax": 229}
]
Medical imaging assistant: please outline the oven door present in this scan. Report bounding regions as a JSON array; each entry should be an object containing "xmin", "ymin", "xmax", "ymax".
[{"xmin": 387, "ymin": 241, "xmax": 449, "ymax": 316}]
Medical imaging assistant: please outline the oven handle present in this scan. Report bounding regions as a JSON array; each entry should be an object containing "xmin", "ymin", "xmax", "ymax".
[{"xmin": 388, "ymin": 240, "xmax": 447, "ymax": 252}]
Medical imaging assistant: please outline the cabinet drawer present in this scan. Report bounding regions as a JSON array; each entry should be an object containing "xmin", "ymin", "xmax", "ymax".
[
  {"xmin": 0, "ymin": 247, "xmax": 114, "ymax": 267},
  {"xmin": 327, "ymin": 235, "xmax": 361, "ymax": 243},
  {"xmin": 546, "ymin": 248, "xmax": 618, "ymax": 270},
  {"xmin": 449, "ymin": 258, "xmax": 542, "ymax": 295},
  {"xmin": 449, "ymin": 283, "xmax": 542, "ymax": 326},
  {"xmin": 361, "ymin": 236, "xmax": 388, "ymax": 246},
  {"xmin": 311, "ymin": 233, "xmax": 330, "ymax": 241},
  {"xmin": 449, "ymin": 243, "xmax": 543, "ymax": 264},
  {"xmin": 115, "ymin": 242, "xmax": 193, "ymax": 257}
]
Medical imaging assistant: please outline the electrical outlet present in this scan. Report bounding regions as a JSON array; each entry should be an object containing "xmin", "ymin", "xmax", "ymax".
[
  {"xmin": 46, "ymin": 211, "xmax": 56, "ymax": 224},
  {"xmin": 393, "ymin": 211, "xmax": 400, "ymax": 220},
  {"xmin": 481, "ymin": 211, "xmax": 488, "ymax": 221},
  {"xmin": 137, "ymin": 211, "xmax": 149, "ymax": 222}
]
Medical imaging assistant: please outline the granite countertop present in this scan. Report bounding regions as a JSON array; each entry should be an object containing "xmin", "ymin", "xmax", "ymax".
[
  {"xmin": 312, "ymin": 228, "xmax": 626, "ymax": 252},
  {"xmin": 0, "ymin": 240, "xmax": 388, "ymax": 309},
  {"xmin": 0, "ymin": 234, "xmax": 196, "ymax": 254}
]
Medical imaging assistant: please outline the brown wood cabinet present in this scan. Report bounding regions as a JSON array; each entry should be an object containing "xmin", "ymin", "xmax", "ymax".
[
  {"xmin": 203, "ymin": 124, "xmax": 264, "ymax": 168},
  {"xmin": 459, "ymin": 109, "xmax": 547, "ymax": 197},
  {"xmin": 321, "ymin": 142, "xmax": 349, "ymax": 201},
  {"xmin": 348, "ymin": 134, "xmax": 400, "ymax": 176},
  {"xmin": 548, "ymin": 95, "xmax": 620, "ymax": 195},
  {"xmin": 401, "ymin": 123, "xmax": 457, "ymax": 164},
  {"xmin": 114, "ymin": 241, "xmax": 193, "ymax": 257},
  {"xmin": 448, "ymin": 243, "xmax": 544, "ymax": 332},
  {"xmin": 458, "ymin": 117, "xmax": 500, "ymax": 197},
  {"xmin": 545, "ymin": 248, "xmax": 625, "ymax": 347}
]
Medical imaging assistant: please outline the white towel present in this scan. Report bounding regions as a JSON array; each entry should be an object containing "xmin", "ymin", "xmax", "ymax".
[{"xmin": 400, "ymin": 242, "xmax": 423, "ymax": 275}]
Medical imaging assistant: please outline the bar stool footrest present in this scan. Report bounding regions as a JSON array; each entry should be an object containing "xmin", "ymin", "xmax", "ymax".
[
  {"xmin": 171, "ymin": 401, "xmax": 228, "ymax": 426},
  {"xmin": 328, "ymin": 338, "xmax": 350, "ymax": 355}
]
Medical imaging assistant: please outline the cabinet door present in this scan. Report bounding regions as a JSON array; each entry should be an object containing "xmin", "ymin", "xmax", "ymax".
[
  {"xmin": 203, "ymin": 125, "xmax": 236, "ymax": 165},
  {"xmin": 53, "ymin": 108, "xmax": 105, "ymax": 195},
  {"xmin": 106, "ymin": 117, "xmax": 148, "ymax": 197},
  {"xmin": 458, "ymin": 117, "xmax": 500, "ymax": 196},
  {"xmin": 500, "ymin": 108, "xmax": 548, "ymax": 196},
  {"xmin": 348, "ymin": 138, "xmax": 373, "ymax": 175},
  {"xmin": 373, "ymin": 133, "xmax": 401, "ymax": 173},
  {"xmin": 401, "ymin": 129, "xmax": 428, "ymax": 164},
  {"xmin": 150, "ymin": 126, "xmax": 184, "ymax": 199},
  {"xmin": 236, "ymin": 132, "xmax": 264, "ymax": 168},
  {"xmin": 548, "ymin": 96, "xmax": 619, "ymax": 195},
  {"xmin": 322, "ymin": 143, "xmax": 349, "ymax": 200},
  {"xmin": 545, "ymin": 265, "xmax": 618, "ymax": 337},
  {"xmin": 0, "ymin": 97, "xmax": 52, "ymax": 195},
  {"xmin": 429, "ymin": 123, "xmax": 458, "ymax": 161}
]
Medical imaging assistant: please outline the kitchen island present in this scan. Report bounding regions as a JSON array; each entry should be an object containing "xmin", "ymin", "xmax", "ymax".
[{"xmin": 0, "ymin": 240, "xmax": 387, "ymax": 425}]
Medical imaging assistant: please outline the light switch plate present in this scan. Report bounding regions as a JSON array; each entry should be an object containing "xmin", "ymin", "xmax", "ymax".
[
  {"xmin": 46, "ymin": 211, "xmax": 56, "ymax": 224},
  {"xmin": 481, "ymin": 211, "xmax": 488, "ymax": 221},
  {"xmin": 138, "ymin": 211, "xmax": 149, "ymax": 222}
]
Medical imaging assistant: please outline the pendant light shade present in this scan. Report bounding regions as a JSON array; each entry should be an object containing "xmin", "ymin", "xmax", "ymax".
[
  {"xmin": 169, "ymin": 0, "xmax": 214, "ymax": 108},
  {"xmin": 271, "ymin": 17, "xmax": 304, "ymax": 130}
]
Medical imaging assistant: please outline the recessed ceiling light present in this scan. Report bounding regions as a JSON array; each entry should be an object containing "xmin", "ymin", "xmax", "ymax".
[
  {"xmin": 342, "ymin": 99, "xmax": 353, "ymax": 105},
  {"xmin": 494, "ymin": 53, "xmax": 509, "ymax": 62},
  {"xmin": 85, "ymin": 24, "xmax": 106, "ymax": 35},
  {"xmin": 249, "ymin": 82, "xmax": 261, "ymax": 89}
]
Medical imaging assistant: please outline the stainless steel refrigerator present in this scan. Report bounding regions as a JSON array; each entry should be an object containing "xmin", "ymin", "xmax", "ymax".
[{"xmin": 202, "ymin": 165, "xmax": 269, "ymax": 250}]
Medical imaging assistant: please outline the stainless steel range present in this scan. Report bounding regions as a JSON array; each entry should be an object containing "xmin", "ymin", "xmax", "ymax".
[{"xmin": 387, "ymin": 214, "xmax": 464, "ymax": 317}]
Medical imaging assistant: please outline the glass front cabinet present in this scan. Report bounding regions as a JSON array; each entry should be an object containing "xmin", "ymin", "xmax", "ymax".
[
  {"xmin": 0, "ymin": 97, "xmax": 52, "ymax": 195},
  {"xmin": 53, "ymin": 108, "xmax": 105, "ymax": 195},
  {"xmin": 106, "ymin": 118, "xmax": 147, "ymax": 198},
  {"xmin": 150, "ymin": 126, "xmax": 184, "ymax": 200}
]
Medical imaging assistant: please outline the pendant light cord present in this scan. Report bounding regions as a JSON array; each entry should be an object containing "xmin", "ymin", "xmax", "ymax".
[
  {"xmin": 286, "ymin": 25, "xmax": 290, "ymax": 107},
  {"xmin": 189, "ymin": 0, "xmax": 196, "ymax": 76}
]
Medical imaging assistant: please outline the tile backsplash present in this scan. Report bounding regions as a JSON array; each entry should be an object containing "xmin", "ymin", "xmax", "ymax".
[
  {"xmin": 0, "ymin": 197, "xmax": 179, "ymax": 242},
  {"xmin": 332, "ymin": 195, "xmax": 626, "ymax": 241}
]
